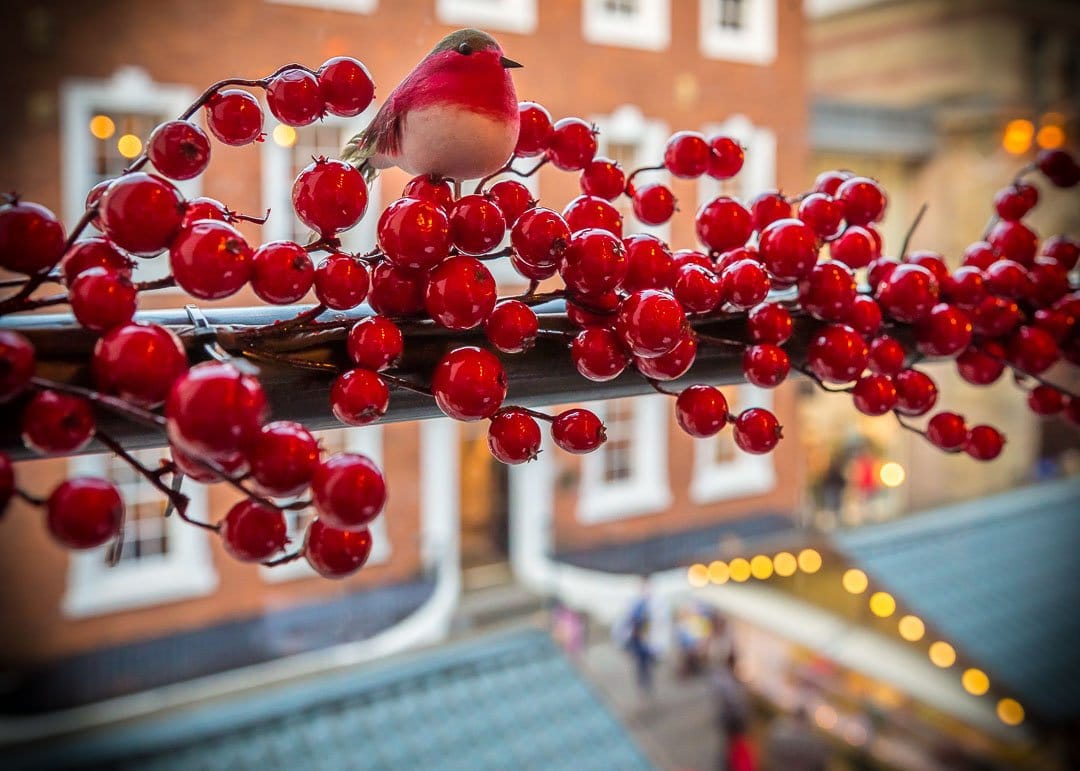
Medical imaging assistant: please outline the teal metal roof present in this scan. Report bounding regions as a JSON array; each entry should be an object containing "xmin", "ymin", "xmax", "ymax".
[
  {"xmin": 834, "ymin": 478, "xmax": 1080, "ymax": 725},
  {"xmin": 10, "ymin": 629, "xmax": 653, "ymax": 771}
]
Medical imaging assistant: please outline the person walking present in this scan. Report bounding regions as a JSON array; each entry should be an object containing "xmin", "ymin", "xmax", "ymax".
[{"xmin": 712, "ymin": 652, "xmax": 757, "ymax": 771}]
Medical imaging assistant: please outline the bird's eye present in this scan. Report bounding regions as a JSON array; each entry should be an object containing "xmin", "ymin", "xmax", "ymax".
[{"xmin": 457, "ymin": 42, "xmax": 473, "ymax": 55}]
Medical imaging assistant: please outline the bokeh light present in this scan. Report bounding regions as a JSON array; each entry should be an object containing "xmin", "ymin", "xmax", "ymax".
[
  {"xmin": 117, "ymin": 134, "xmax": 143, "ymax": 158},
  {"xmin": 898, "ymin": 615, "xmax": 925, "ymax": 642},
  {"xmin": 729, "ymin": 557, "xmax": 751, "ymax": 582},
  {"xmin": 1036, "ymin": 124, "xmax": 1065, "ymax": 149},
  {"xmin": 89, "ymin": 114, "xmax": 115, "ymax": 140},
  {"xmin": 773, "ymin": 551, "xmax": 797, "ymax": 577},
  {"xmin": 997, "ymin": 698, "xmax": 1024, "ymax": 726},
  {"xmin": 962, "ymin": 668, "xmax": 990, "ymax": 696},
  {"xmin": 708, "ymin": 560, "xmax": 729, "ymax": 584},
  {"xmin": 1002, "ymin": 118, "xmax": 1034, "ymax": 154},
  {"xmin": 814, "ymin": 703, "xmax": 838, "ymax": 730},
  {"xmin": 687, "ymin": 563, "xmax": 709, "ymax": 587},
  {"xmin": 273, "ymin": 124, "xmax": 298, "ymax": 147},
  {"xmin": 842, "ymin": 568, "xmax": 868, "ymax": 594},
  {"xmin": 797, "ymin": 548, "xmax": 822, "ymax": 573},
  {"xmin": 879, "ymin": 462, "xmax": 906, "ymax": 487},
  {"xmin": 929, "ymin": 641, "xmax": 956, "ymax": 668},
  {"xmin": 869, "ymin": 591, "xmax": 896, "ymax": 618},
  {"xmin": 750, "ymin": 554, "xmax": 773, "ymax": 580}
]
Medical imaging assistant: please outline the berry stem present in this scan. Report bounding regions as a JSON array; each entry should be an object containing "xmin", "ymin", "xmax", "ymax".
[
  {"xmin": 229, "ymin": 208, "xmax": 271, "ymax": 225},
  {"xmin": 795, "ymin": 365, "xmax": 854, "ymax": 394},
  {"xmin": 29, "ymin": 376, "xmax": 167, "ymax": 428},
  {"xmin": 644, "ymin": 376, "xmax": 680, "ymax": 397},
  {"xmin": 15, "ymin": 488, "xmax": 46, "ymax": 507},
  {"xmin": 624, "ymin": 164, "xmax": 666, "ymax": 196},
  {"xmin": 499, "ymin": 289, "xmax": 565, "ymax": 306},
  {"xmin": 239, "ymin": 304, "xmax": 328, "ymax": 341},
  {"xmin": 516, "ymin": 406, "xmax": 555, "ymax": 423},
  {"xmin": 380, "ymin": 371, "xmax": 434, "ymax": 397},
  {"xmin": 262, "ymin": 550, "xmax": 303, "ymax": 568},
  {"xmin": 135, "ymin": 276, "xmax": 177, "ymax": 292},
  {"xmin": 241, "ymin": 347, "xmax": 340, "ymax": 373},
  {"xmin": 695, "ymin": 331, "xmax": 748, "ymax": 349},
  {"xmin": 898, "ymin": 202, "xmax": 928, "ymax": 259},
  {"xmin": 474, "ymin": 159, "xmax": 514, "ymax": 194}
]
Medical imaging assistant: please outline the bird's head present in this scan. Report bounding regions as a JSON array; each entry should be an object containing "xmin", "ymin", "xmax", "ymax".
[{"xmin": 425, "ymin": 28, "xmax": 522, "ymax": 72}]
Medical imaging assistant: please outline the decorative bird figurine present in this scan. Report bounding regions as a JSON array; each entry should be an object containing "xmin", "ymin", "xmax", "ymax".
[{"xmin": 342, "ymin": 28, "xmax": 522, "ymax": 185}]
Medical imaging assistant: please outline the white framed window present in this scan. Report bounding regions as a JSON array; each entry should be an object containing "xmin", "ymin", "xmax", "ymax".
[
  {"xmin": 261, "ymin": 112, "xmax": 382, "ymax": 257},
  {"xmin": 63, "ymin": 448, "xmax": 217, "ymax": 618},
  {"xmin": 266, "ymin": 0, "xmax": 377, "ymax": 13},
  {"xmin": 690, "ymin": 385, "xmax": 776, "ymax": 503},
  {"xmin": 591, "ymin": 105, "xmax": 670, "ymax": 240},
  {"xmin": 698, "ymin": 114, "xmax": 777, "ymax": 206},
  {"xmin": 576, "ymin": 395, "xmax": 672, "ymax": 523},
  {"xmin": 583, "ymin": 0, "xmax": 670, "ymax": 51},
  {"xmin": 699, "ymin": 0, "xmax": 776, "ymax": 65},
  {"xmin": 261, "ymin": 426, "xmax": 390, "ymax": 582},
  {"xmin": 60, "ymin": 67, "xmax": 201, "ymax": 283},
  {"xmin": 436, "ymin": 0, "xmax": 538, "ymax": 34}
]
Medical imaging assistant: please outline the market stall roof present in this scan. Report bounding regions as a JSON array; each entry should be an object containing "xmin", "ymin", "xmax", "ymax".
[{"xmin": 834, "ymin": 478, "xmax": 1080, "ymax": 725}]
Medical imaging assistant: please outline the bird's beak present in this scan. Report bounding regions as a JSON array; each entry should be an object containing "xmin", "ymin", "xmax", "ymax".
[{"xmin": 500, "ymin": 56, "xmax": 523, "ymax": 69}]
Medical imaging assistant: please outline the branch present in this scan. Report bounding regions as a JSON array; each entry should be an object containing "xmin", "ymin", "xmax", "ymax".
[{"xmin": 899, "ymin": 202, "xmax": 928, "ymax": 259}]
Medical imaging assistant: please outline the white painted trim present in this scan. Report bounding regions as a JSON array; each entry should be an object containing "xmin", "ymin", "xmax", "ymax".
[
  {"xmin": 699, "ymin": 0, "xmax": 777, "ymax": 65},
  {"xmin": 582, "ymin": 0, "xmax": 670, "ymax": 51},
  {"xmin": 266, "ymin": 0, "xmax": 377, "ymax": 13},
  {"xmin": 690, "ymin": 385, "xmax": 777, "ymax": 503},
  {"xmin": 435, "ymin": 0, "xmax": 538, "ymax": 34},
  {"xmin": 591, "ymin": 105, "xmax": 670, "ymax": 240},
  {"xmin": 62, "ymin": 451, "xmax": 217, "ymax": 618},
  {"xmin": 576, "ymin": 395, "xmax": 672, "ymax": 523},
  {"xmin": 698, "ymin": 114, "xmax": 777, "ymax": 206}
]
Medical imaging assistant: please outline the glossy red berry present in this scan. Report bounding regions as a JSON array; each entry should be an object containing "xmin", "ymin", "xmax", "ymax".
[
  {"xmin": 22, "ymin": 390, "xmax": 95, "ymax": 455},
  {"xmin": 166, "ymin": 362, "xmax": 267, "ymax": 460},
  {"xmin": 894, "ymin": 369, "xmax": 938, "ymax": 416},
  {"xmin": 510, "ymin": 207, "xmax": 570, "ymax": 270},
  {"xmin": 962, "ymin": 241, "xmax": 998, "ymax": 270},
  {"xmin": 304, "ymin": 519, "xmax": 373, "ymax": 578},
  {"xmin": 987, "ymin": 220, "xmax": 1038, "ymax": 266},
  {"xmin": 0, "ymin": 200, "xmax": 66, "ymax": 275},
  {"xmin": 180, "ymin": 196, "xmax": 232, "ymax": 228},
  {"xmin": 798, "ymin": 261, "xmax": 856, "ymax": 322},
  {"xmin": 347, "ymin": 316, "xmax": 404, "ymax": 370},
  {"xmin": 251, "ymin": 240, "xmax": 315, "ymax": 304},
  {"xmin": 402, "ymin": 175, "xmax": 454, "ymax": 212},
  {"xmin": 1035, "ymin": 148, "xmax": 1080, "ymax": 187},
  {"xmin": 431, "ymin": 346, "xmax": 507, "ymax": 421},
  {"xmin": 706, "ymin": 136, "xmax": 744, "ymax": 179},
  {"xmin": 634, "ymin": 332, "xmax": 697, "ymax": 381},
  {"xmin": 378, "ymin": 197, "xmax": 451, "ymax": 271},
  {"xmin": 984, "ymin": 259, "xmax": 1032, "ymax": 299},
  {"xmin": 993, "ymin": 183, "xmax": 1038, "ymax": 221},
  {"xmin": 813, "ymin": 170, "xmax": 852, "ymax": 196},
  {"xmin": 293, "ymin": 158, "xmax": 368, "ymax": 237},
  {"xmin": 425, "ymin": 256, "xmax": 497, "ymax": 330},
  {"xmin": 748, "ymin": 303, "xmax": 793, "ymax": 345},
  {"xmin": 311, "ymin": 452, "xmax": 386, "ymax": 531},
  {"xmin": 758, "ymin": 218, "xmax": 818, "ymax": 283},
  {"xmin": 246, "ymin": 420, "xmax": 320, "ymax": 498},
  {"xmin": 98, "ymin": 173, "xmax": 185, "ymax": 257},
  {"xmin": 615, "ymin": 289, "xmax": 686, "ymax": 358},
  {"xmin": 46, "ymin": 478, "xmax": 123, "ymax": 550},
  {"xmin": 560, "ymin": 228, "xmax": 628, "ymax": 295},
  {"xmin": 927, "ymin": 412, "xmax": 967, "ymax": 451},
  {"xmin": 941, "ymin": 266, "xmax": 987, "ymax": 308},
  {"xmin": 867, "ymin": 335, "xmax": 906, "ymax": 376},
  {"xmin": 1026, "ymin": 258, "xmax": 1069, "ymax": 307},
  {"xmin": 696, "ymin": 197, "xmax": 752, "ymax": 253},
  {"xmin": 623, "ymin": 235, "xmax": 676, "ymax": 293},
  {"xmin": 836, "ymin": 176, "xmax": 886, "ymax": 225},
  {"xmin": 487, "ymin": 180, "xmax": 534, "ymax": 226},
  {"xmin": 971, "ymin": 295, "xmax": 1022, "ymax": 337},
  {"xmin": 171, "ymin": 444, "xmax": 248, "ymax": 483},
  {"xmin": 750, "ymin": 192, "xmax": 792, "ymax": 232},
  {"xmin": 515, "ymin": 101, "xmax": 554, "ymax": 157},
  {"xmin": 675, "ymin": 385, "xmax": 729, "ymax": 438},
  {"xmin": 1006, "ymin": 325, "xmax": 1059, "ymax": 374},
  {"xmin": 147, "ymin": 120, "xmax": 211, "ymax": 180},
  {"xmin": 571, "ymin": 327, "xmax": 630, "ymax": 381},
  {"xmin": 485, "ymin": 300, "xmax": 538, "ymax": 353},
  {"xmin": 92, "ymin": 323, "xmax": 187, "ymax": 408},
  {"xmin": 580, "ymin": 157, "xmax": 626, "ymax": 200},
  {"xmin": 720, "ymin": 259, "xmax": 769, "ymax": 311},
  {"xmin": 956, "ymin": 344, "xmax": 1006, "ymax": 386},
  {"xmin": 915, "ymin": 303, "xmax": 973, "ymax": 358},
  {"xmin": 807, "ymin": 324, "xmax": 869, "ymax": 384},
  {"xmin": 851, "ymin": 374, "xmax": 897, "ymax": 416},
  {"xmin": 1027, "ymin": 385, "xmax": 1064, "ymax": 416},
  {"xmin": 673, "ymin": 263, "xmax": 723, "ymax": 313},
  {"xmin": 266, "ymin": 68, "xmax": 324, "ymax": 126},
  {"xmin": 798, "ymin": 193, "xmax": 843, "ymax": 239},
  {"xmin": 318, "ymin": 56, "xmax": 375, "ymax": 117},
  {"xmin": 314, "ymin": 253, "xmax": 369, "ymax": 310},
  {"xmin": 867, "ymin": 257, "xmax": 899, "ymax": 288},
  {"xmin": 743, "ymin": 344, "xmax": 790, "ymax": 388},
  {"xmin": 875, "ymin": 264, "xmax": 939, "ymax": 323},
  {"xmin": 368, "ymin": 262, "xmax": 427, "ymax": 317},
  {"xmin": 0, "ymin": 330, "xmax": 35, "ymax": 403},
  {"xmin": 632, "ymin": 183, "xmax": 676, "ymax": 226},
  {"xmin": 733, "ymin": 408, "xmax": 782, "ymax": 454},
  {"xmin": 450, "ymin": 195, "xmax": 506, "ymax": 255},
  {"xmin": 1041, "ymin": 235, "xmax": 1079, "ymax": 271},
  {"xmin": 843, "ymin": 295, "xmax": 883, "ymax": 338},
  {"xmin": 552, "ymin": 408, "xmax": 606, "ymax": 454},
  {"xmin": 69, "ymin": 267, "xmax": 136, "ymax": 332},
  {"xmin": 204, "ymin": 89, "xmax": 264, "ymax": 145},
  {"xmin": 220, "ymin": 500, "xmax": 288, "ymax": 562},
  {"xmin": 664, "ymin": 131, "xmax": 710, "ymax": 178},
  {"xmin": 546, "ymin": 117, "xmax": 597, "ymax": 171},
  {"xmin": 827, "ymin": 226, "xmax": 876, "ymax": 269},
  {"xmin": 331, "ymin": 368, "xmax": 389, "ymax": 426},
  {"xmin": 170, "ymin": 220, "xmax": 253, "ymax": 300},
  {"xmin": 487, "ymin": 408, "xmax": 542, "ymax": 464},
  {"xmin": 59, "ymin": 237, "xmax": 132, "ymax": 285},
  {"xmin": 964, "ymin": 425, "xmax": 1005, "ymax": 460},
  {"xmin": 563, "ymin": 194, "xmax": 623, "ymax": 237}
]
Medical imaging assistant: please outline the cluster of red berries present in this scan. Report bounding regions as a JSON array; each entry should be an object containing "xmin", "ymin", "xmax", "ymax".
[{"xmin": 1, "ymin": 60, "xmax": 1077, "ymax": 577}]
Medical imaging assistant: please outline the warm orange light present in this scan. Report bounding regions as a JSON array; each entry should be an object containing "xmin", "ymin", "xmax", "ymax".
[
  {"xmin": 997, "ymin": 698, "xmax": 1024, "ymax": 726},
  {"xmin": 879, "ymin": 462, "xmax": 905, "ymax": 487},
  {"xmin": 1002, "ymin": 119, "xmax": 1034, "ymax": 155},
  {"xmin": 750, "ymin": 554, "xmax": 773, "ymax": 580},
  {"xmin": 798, "ymin": 548, "xmax": 822, "ymax": 574},
  {"xmin": 962, "ymin": 668, "xmax": 990, "ymax": 696},
  {"xmin": 842, "ymin": 568, "xmax": 868, "ymax": 594},
  {"xmin": 773, "ymin": 552, "xmax": 797, "ymax": 577},
  {"xmin": 1036, "ymin": 124, "xmax": 1065, "ymax": 150},
  {"xmin": 814, "ymin": 703, "xmax": 838, "ymax": 730},
  {"xmin": 869, "ymin": 591, "xmax": 896, "ymax": 618},
  {"xmin": 729, "ymin": 558, "xmax": 751, "ymax": 582},
  {"xmin": 929, "ymin": 641, "xmax": 956, "ymax": 668},
  {"xmin": 708, "ymin": 560, "xmax": 730, "ymax": 584},
  {"xmin": 89, "ymin": 114, "xmax": 115, "ymax": 140},
  {"xmin": 117, "ymin": 134, "xmax": 142, "ymax": 158},
  {"xmin": 272, "ymin": 124, "xmax": 297, "ymax": 148},
  {"xmin": 687, "ymin": 563, "xmax": 709, "ymax": 587},
  {"xmin": 898, "ymin": 615, "xmax": 925, "ymax": 642}
]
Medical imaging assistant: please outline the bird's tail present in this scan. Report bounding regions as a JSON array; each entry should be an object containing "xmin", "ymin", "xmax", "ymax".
[{"xmin": 342, "ymin": 132, "xmax": 379, "ymax": 184}]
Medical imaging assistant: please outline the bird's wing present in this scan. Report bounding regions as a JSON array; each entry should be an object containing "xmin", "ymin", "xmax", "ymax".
[{"xmin": 342, "ymin": 99, "xmax": 403, "ymax": 182}]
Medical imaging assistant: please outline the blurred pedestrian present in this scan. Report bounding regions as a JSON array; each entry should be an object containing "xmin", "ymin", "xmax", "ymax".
[
  {"xmin": 712, "ymin": 652, "xmax": 757, "ymax": 771},
  {"xmin": 613, "ymin": 577, "xmax": 664, "ymax": 698},
  {"xmin": 765, "ymin": 706, "xmax": 829, "ymax": 771}
]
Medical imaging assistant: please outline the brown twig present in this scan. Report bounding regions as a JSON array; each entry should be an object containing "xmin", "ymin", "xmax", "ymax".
[
  {"xmin": 899, "ymin": 202, "xmax": 928, "ymax": 259},
  {"xmin": 238, "ymin": 304, "xmax": 328, "ymax": 341},
  {"xmin": 30, "ymin": 376, "xmax": 167, "ymax": 428}
]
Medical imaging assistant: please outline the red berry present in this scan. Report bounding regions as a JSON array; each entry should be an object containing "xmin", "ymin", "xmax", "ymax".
[
  {"xmin": 510, "ymin": 207, "xmax": 570, "ymax": 270},
  {"xmin": 984, "ymin": 259, "xmax": 1032, "ymax": 299},
  {"xmin": 580, "ymin": 157, "xmax": 626, "ymax": 200},
  {"xmin": 485, "ymin": 300, "xmax": 538, "ymax": 353},
  {"xmin": 92, "ymin": 323, "xmax": 187, "ymax": 408},
  {"xmin": 696, "ymin": 197, "xmax": 752, "ymax": 253},
  {"xmin": 564, "ymin": 194, "xmax": 623, "ymax": 237},
  {"xmin": 552, "ymin": 408, "xmax": 606, "ymax": 454},
  {"xmin": 632, "ymin": 183, "xmax": 676, "ymax": 226},
  {"xmin": 147, "ymin": 120, "xmax": 211, "ymax": 180},
  {"xmin": 347, "ymin": 316, "xmax": 404, "ymax": 370},
  {"xmin": 721, "ymin": 258, "xmax": 771, "ymax": 311},
  {"xmin": 166, "ymin": 362, "xmax": 267, "ymax": 460},
  {"xmin": 759, "ymin": 218, "xmax": 818, "ymax": 283},
  {"xmin": 868, "ymin": 336, "xmax": 906, "ymax": 376},
  {"xmin": 634, "ymin": 332, "xmax": 697, "ymax": 381},
  {"xmin": 204, "ymin": 89, "xmax": 264, "ymax": 145},
  {"xmin": 0, "ymin": 330, "xmax": 35, "ymax": 402},
  {"xmin": 425, "ymin": 255, "xmax": 497, "ymax": 330},
  {"xmin": 266, "ymin": 68, "xmax": 324, "ymax": 126},
  {"xmin": 1033, "ymin": 307, "xmax": 1075, "ymax": 342},
  {"xmin": 1006, "ymin": 325, "xmax": 1059, "ymax": 374},
  {"xmin": 750, "ymin": 191, "xmax": 791, "ymax": 232},
  {"xmin": 22, "ymin": 390, "xmax": 95, "ymax": 455},
  {"xmin": 85, "ymin": 180, "xmax": 110, "ymax": 218},
  {"xmin": 292, "ymin": 157, "xmax": 368, "ymax": 237},
  {"xmin": 956, "ymin": 344, "xmax": 1006, "ymax": 386},
  {"xmin": 68, "ymin": 267, "xmax": 136, "ymax": 332},
  {"xmin": 964, "ymin": 425, "xmax": 1005, "ymax": 460},
  {"xmin": 487, "ymin": 408, "xmax": 542, "ymax": 464},
  {"xmin": 0, "ymin": 453, "xmax": 12, "ymax": 515},
  {"xmin": 664, "ymin": 131, "xmax": 710, "ymax": 178},
  {"xmin": 487, "ymin": 180, "xmax": 534, "ymax": 226},
  {"xmin": 59, "ymin": 237, "xmax": 133, "ymax": 285},
  {"xmin": 733, "ymin": 408, "xmax": 782, "ymax": 454},
  {"xmin": 807, "ymin": 324, "xmax": 869, "ymax": 384},
  {"xmin": 377, "ymin": 197, "xmax": 451, "ymax": 271},
  {"xmin": 962, "ymin": 241, "xmax": 998, "ymax": 270},
  {"xmin": 927, "ymin": 412, "xmax": 967, "ymax": 451},
  {"xmin": 247, "ymin": 421, "xmax": 320, "ymax": 498},
  {"xmin": 993, "ymin": 183, "xmax": 1038, "ymax": 221},
  {"xmin": 875, "ymin": 264, "xmax": 939, "ymax": 323},
  {"xmin": 743, "ymin": 344, "xmax": 790, "ymax": 388},
  {"xmin": 431, "ymin": 346, "xmax": 507, "ymax": 421},
  {"xmin": 368, "ymin": 262, "xmax": 427, "ymax": 317},
  {"xmin": 515, "ymin": 102, "xmax": 554, "ymax": 157},
  {"xmin": 813, "ymin": 170, "xmax": 852, "ymax": 196},
  {"xmin": 623, "ymin": 235, "xmax": 676, "ymax": 292},
  {"xmin": 1035, "ymin": 148, "xmax": 1080, "ymax": 187},
  {"xmin": 546, "ymin": 117, "xmax": 597, "ymax": 171},
  {"xmin": 98, "ymin": 173, "xmax": 185, "ymax": 257},
  {"xmin": 318, "ymin": 56, "xmax": 375, "ymax": 117},
  {"xmin": 1027, "ymin": 258, "xmax": 1069, "ymax": 307},
  {"xmin": 748, "ymin": 302, "xmax": 793, "ymax": 345},
  {"xmin": 311, "ymin": 452, "xmax": 386, "ymax": 530},
  {"xmin": 941, "ymin": 266, "xmax": 987, "ymax": 308},
  {"xmin": 170, "ymin": 220, "xmax": 253, "ymax": 300},
  {"xmin": 220, "ymin": 500, "xmax": 288, "ymax": 562},
  {"xmin": 571, "ymin": 327, "xmax": 630, "ymax": 381},
  {"xmin": 674, "ymin": 249, "xmax": 715, "ymax": 270},
  {"xmin": 673, "ymin": 263, "xmax": 723, "ymax": 313},
  {"xmin": 915, "ymin": 303, "xmax": 973, "ymax": 358},
  {"xmin": 676, "ymin": 385, "xmax": 729, "ymax": 437},
  {"xmin": 798, "ymin": 193, "xmax": 843, "ymax": 239},
  {"xmin": 450, "ymin": 194, "xmax": 507, "ymax": 255},
  {"xmin": 836, "ymin": 176, "xmax": 886, "ymax": 226},
  {"xmin": 0, "ymin": 200, "xmax": 66, "ymax": 275},
  {"xmin": 331, "ymin": 368, "xmax": 389, "ymax": 426},
  {"xmin": 304, "ymin": 519, "xmax": 373, "ymax": 578},
  {"xmin": 1041, "ymin": 235, "xmax": 1079, "ymax": 271},
  {"xmin": 828, "ymin": 226, "xmax": 876, "ymax": 269},
  {"xmin": 402, "ymin": 175, "xmax": 454, "ymax": 212},
  {"xmin": 171, "ymin": 444, "xmax": 248, "ymax": 483},
  {"xmin": 851, "ymin": 374, "xmax": 897, "ymax": 416},
  {"xmin": 971, "ymin": 295, "xmax": 1022, "ymax": 337},
  {"xmin": 181, "ymin": 196, "xmax": 232, "ymax": 228},
  {"xmin": 46, "ymin": 478, "xmax": 123, "ymax": 550},
  {"xmin": 987, "ymin": 220, "xmax": 1038, "ymax": 266},
  {"xmin": 1027, "ymin": 385, "xmax": 1064, "ymax": 416},
  {"xmin": 905, "ymin": 251, "xmax": 949, "ymax": 285},
  {"xmin": 706, "ymin": 136, "xmax": 744, "ymax": 179},
  {"xmin": 314, "ymin": 253, "xmax": 370, "ymax": 310},
  {"xmin": 867, "ymin": 257, "xmax": 899, "ymax": 288},
  {"xmin": 894, "ymin": 369, "xmax": 938, "ymax": 416},
  {"xmin": 251, "ymin": 240, "xmax": 314, "ymax": 304},
  {"xmin": 615, "ymin": 289, "xmax": 686, "ymax": 358},
  {"xmin": 844, "ymin": 295, "xmax": 883, "ymax": 337},
  {"xmin": 560, "ymin": 228, "xmax": 628, "ymax": 295},
  {"xmin": 798, "ymin": 261, "xmax": 856, "ymax": 321}
]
